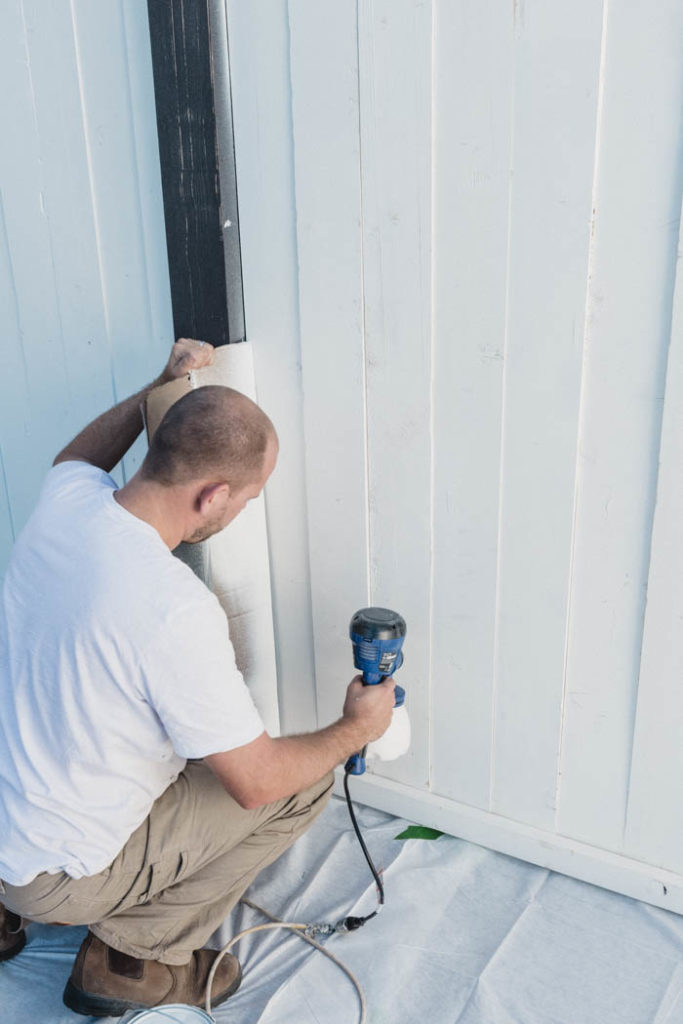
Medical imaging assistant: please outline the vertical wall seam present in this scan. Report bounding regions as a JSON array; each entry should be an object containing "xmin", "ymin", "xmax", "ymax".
[
  {"xmin": 120, "ymin": 0, "xmax": 156, "ymax": 353},
  {"xmin": 622, "ymin": 200, "xmax": 683, "ymax": 846},
  {"xmin": 69, "ymin": 0, "xmax": 117, "ymax": 405},
  {"xmin": 19, "ymin": 0, "xmax": 71, "ymax": 405},
  {"xmin": 426, "ymin": 0, "xmax": 436, "ymax": 791},
  {"xmin": 488, "ymin": 11, "xmax": 518, "ymax": 814},
  {"xmin": 620, "ymin": 37, "xmax": 683, "ymax": 841},
  {"xmin": 279, "ymin": 0, "xmax": 321, "ymax": 727},
  {"xmin": 0, "ymin": 447, "xmax": 17, "ymax": 542},
  {"xmin": 356, "ymin": 0, "xmax": 372, "ymax": 607},
  {"xmin": 0, "ymin": 192, "xmax": 31, "ymax": 402},
  {"xmin": 120, "ymin": 0, "xmax": 156, "ymax": 485},
  {"xmin": 554, "ymin": 0, "xmax": 610, "ymax": 835},
  {"xmin": 284, "ymin": 0, "xmax": 322, "ymax": 727}
]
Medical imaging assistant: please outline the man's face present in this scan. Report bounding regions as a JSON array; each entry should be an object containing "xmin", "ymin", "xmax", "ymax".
[{"xmin": 186, "ymin": 435, "xmax": 278, "ymax": 544}]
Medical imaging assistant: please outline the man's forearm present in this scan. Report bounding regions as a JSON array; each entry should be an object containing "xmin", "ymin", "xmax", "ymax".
[
  {"xmin": 53, "ymin": 339, "xmax": 214, "ymax": 472},
  {"xmin": 206, "ymin": 716, "xmax": 368, "ymax": 810},
  {"xmin": 53, "ymin": 376, "xmax": 166, "ymax": 473},
  {"xmin": 266, "ymin": 718, "xmax": 364, "ymax": 799}
]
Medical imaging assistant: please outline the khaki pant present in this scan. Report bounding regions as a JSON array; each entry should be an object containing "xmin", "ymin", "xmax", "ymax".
[{"xmin": 2, "ymin": 761, "xmax": 333, "ymax": 965}]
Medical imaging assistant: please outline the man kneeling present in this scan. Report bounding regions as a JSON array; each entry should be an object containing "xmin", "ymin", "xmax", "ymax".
[{"xmin": 0, "ymin": 340, "xmax": 395, "ymax": 1016}]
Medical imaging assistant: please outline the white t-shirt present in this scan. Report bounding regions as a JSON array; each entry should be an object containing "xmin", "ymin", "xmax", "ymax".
[{"xmin": 0, "ymin": 461, "xmax": 264, "ymax": 886}]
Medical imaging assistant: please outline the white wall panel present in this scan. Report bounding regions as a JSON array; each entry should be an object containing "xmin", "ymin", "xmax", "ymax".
[
  {"xmin": 229, "ymin": 0, "xmax": 683, "ymax": 910},
  {"xmin": 71, "ymin": 0, "xmax": 173, "ymax": 479},
  {"xmin": 0, "ymin": 455, "xmax": 13, "ymax": 564},
  {"xmin": 20, "ymin": 0, "xmax": 112, "ymax": 420},
  {"xmin": 557, "ymin": 0, "xmax": 683, "ymax": 853},
  {"xmin": 0, "ymin": 0, "xmax": 85, "ymax": 548},
  {"xmin": 225, "ymin": 0, "xmax": 318, "ymax": 735},
  {"xmin": 0, "ymin": 191, "xmax": 24, "ymax": 562},
  {"xmin": 358, "ymin": 0, "xmax": 432, "ymax": 788},
  {"xmin": 623, "ymin": 198, "xmax": 683, "ymax": 873},
  {"xmin": 491, "ymin": 0, "xmax": 604, "ymax": 829},
  {"xmin": 0, "ymin": 0, "xmax": 173, "ymax": 579},
  {"xmin": 288, "ymin": 0, "xmax": 369, "ymax": 730},
  {"xmin": 430, "ymin": 0, "xmax": 513, "ymax": 809}
]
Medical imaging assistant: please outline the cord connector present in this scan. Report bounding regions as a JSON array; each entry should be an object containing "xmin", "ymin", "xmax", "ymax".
[
  {"xmin": 303, "ymin": 911, "xmax": 379, "ymax": 939},
  {"xmin": 336, "ymin": 911, "xmax": 378, "ymax": 933},
  {"xmin": 341, "ymin": 916, "xmax": 367, "ymax": 932},
  {"xmin": 304, "ymin": 922, "xmax": 340, "ymax": 939}
]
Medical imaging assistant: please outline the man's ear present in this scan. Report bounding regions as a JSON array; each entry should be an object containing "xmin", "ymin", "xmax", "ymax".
[{"xmin": 195, "ymin": 481, "xmax": 230, "ymax": 514}]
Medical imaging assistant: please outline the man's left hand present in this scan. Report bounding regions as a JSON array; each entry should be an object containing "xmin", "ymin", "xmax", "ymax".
[{"xmin": 161, "ymin": 338, "xmax": 215, "ymax": 383}]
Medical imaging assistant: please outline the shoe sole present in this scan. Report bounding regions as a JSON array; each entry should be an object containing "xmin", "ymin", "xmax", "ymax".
[
  {"xmin": 0, "ymin": 931, "xmax": 26, "ymax": 963},
  {"xmin": 63, "ymin": 962, "xmax": 242, "ymax": 1018}
]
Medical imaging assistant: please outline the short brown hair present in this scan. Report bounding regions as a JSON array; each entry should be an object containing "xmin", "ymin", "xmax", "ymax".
[{"xmin": 141, "ymin": 385, "xmax": 275, "ymax": 489}]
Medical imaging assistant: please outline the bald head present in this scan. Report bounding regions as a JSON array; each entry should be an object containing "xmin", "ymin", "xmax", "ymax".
[{"xmin": 141, "ymin": 385, "xmax": 276, "ymax": 490}]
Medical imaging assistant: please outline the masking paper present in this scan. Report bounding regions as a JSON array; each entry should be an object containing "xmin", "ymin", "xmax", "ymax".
[{"xmin": 145, "ymin": 342, "xmax": 280, "ymax": 736}]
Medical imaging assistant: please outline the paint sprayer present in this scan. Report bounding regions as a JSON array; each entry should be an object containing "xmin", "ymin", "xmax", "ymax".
[{"xmin": 345, "ymin": 607, "xmax": 410, "ymax": 775}]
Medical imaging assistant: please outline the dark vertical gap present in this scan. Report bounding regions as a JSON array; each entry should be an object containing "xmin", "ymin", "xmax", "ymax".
[{"xmin": 146, "ymin": 0, "xmax": 243, "ymax": 346}]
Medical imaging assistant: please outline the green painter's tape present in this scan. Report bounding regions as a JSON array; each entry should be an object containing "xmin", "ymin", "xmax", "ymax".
[{"xmin": 394, "ymin": 825, "xmax": 444, "ymax": 841}]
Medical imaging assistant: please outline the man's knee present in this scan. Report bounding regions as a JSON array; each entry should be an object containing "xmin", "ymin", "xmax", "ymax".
[
  {"xmin": 282, "ymin": 770, "xmax": 334, "ymax": 830},
  {"xmin": 304, "ymin": 770, "xmax": 335, "ymax": 808}
]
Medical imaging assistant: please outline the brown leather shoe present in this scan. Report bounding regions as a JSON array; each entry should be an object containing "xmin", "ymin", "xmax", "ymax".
[
  {"xmin": 0, "ymin": 903, "xmax": 26, "ymax": 962},
  {"xmin": 62, "ymin": 932, "xmax": 242, "ymax": 1017}
]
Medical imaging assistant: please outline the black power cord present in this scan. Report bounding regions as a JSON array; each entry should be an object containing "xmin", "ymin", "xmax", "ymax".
[{"xmin": 341, "ymin": 766, "xmax": 385, "ymax": 930}]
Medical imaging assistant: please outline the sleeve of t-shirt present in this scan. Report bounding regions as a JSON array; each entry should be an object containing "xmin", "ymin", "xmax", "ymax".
[
  {"xmin": 42, "ymin": 459, "xmax": 116, "ymax": 498},
  {"xmin": 138, "ymin": 593, "xmax": 266, "ymax": 759}
]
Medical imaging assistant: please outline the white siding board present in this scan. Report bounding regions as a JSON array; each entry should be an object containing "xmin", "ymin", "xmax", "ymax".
[
  {"xmin": 226, "ymin": 0, "xmax": 318, "ymax": 735},
  {"xmin": 430, "ymin": 0, "xmax": 513, "ymax": 808},
  {"xmin": 0, "ymin": 2, "xmax": 172, "ymax": 567},
  {"xmin": 121, "ymin": 0, "xmax": 175, "ymax": 380},
  {"xmin": 71, "ymin": 0, "xmax": 163, "ymax": 482},
  {"xmin": 0, "ymin": 189, "xmax": 20, "ymax": 574},
  {"xmin": 0, "ymin": 0, "xmax": 76, "ymax": 522},
  {"xmin": 622, "ymin": 194, "xmax": 683, "ymax": 872},
  {"xmin": 491, "ymin": 0, "xmax": 604, "ymax": 828},
  {"xmin": 0, "ymin": 191, "xmax": 29, "ymax": 573},
  {"xmin": 20, "ymin": 0, "xmax": 116, "ymax": 437},
  {"xmin": 288, "ymin": 1, "xmax": 368, "ymax": 727},
  {"xmin": 0, "ymin": 451, "xmax": 14, "ymax": 577},
  {"xmin": 557, "ymin": 0, "xmax": 683, "ymax": 852},
  {"xmin": 357, "ymin": 0, "xmax": 432, "ymax": 788}
]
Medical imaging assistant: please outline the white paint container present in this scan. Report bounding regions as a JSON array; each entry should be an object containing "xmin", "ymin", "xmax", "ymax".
[
  {"xmin": 367, "ymin": 704, "xmax": 411, "ymax": 763},
  {"xmin": 124, "ymin": 1006, "xmax": 214, "ymax": 1023}
]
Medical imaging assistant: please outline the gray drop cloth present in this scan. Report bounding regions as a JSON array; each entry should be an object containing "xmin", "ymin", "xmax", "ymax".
[{"xmin": 2, "ymin": 795, "xmax": 683, "ymax": 1024}]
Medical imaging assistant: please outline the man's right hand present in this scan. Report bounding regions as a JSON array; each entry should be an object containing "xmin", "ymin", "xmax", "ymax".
[
  {"xmin": 205, "ymin": 676, "xmax": 398, "ymax": 810},
  {"xmin": 342, "ymin": 674, "xmax": 396, "ymax": 745}
]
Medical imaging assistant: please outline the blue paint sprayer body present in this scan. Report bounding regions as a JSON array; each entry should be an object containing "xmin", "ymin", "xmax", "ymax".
[{"xmin": 345, "ymin": 608, "xmax": 407, "ymax": 776}]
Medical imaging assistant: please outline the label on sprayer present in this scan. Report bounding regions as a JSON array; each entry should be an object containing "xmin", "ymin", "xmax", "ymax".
[{"xmin": 378, "ymin": 652, "xmax": 397, "ymax": 674}]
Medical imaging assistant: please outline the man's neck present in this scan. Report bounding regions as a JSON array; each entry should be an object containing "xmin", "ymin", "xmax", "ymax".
[{"xmin": 114, "ymin": 476, "xmax": 185, "ymax": 550}]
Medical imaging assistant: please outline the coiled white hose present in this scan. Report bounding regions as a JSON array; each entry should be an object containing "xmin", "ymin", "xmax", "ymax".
[{"xmin": 204, "ymin": 897, "xmax": 366, "ymax": 1022}]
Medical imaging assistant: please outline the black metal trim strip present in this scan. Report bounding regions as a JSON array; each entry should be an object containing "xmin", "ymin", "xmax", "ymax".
[{"xmin": 146, "ymin": 0, "xmax": 244, "ymax": 346}]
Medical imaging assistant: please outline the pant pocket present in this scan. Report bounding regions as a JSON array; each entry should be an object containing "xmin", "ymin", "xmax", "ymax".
[
  {"xmin": 135, "ymin": 863, "xmax": 155, "ymax": 905},
  {"xmin": 132, "ymin": 853, "xmax": 185, "ymax": 905},
  {"xmin": 3, "ymin": 886, "xmax": 72, "ymax": 923}
]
